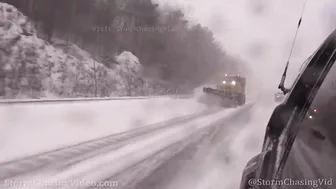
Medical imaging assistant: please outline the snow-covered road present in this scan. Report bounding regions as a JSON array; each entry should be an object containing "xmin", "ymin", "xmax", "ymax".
[
  {"xmin": 0, "ymin": 97, "xmax": 208, "ymax": 162},
  {"xmin": 136, "ymin": 100, "xmax": 276, "ymax": 189},
  {"xmin": 0, "ymin": 95, "xmax": 277, "ymax": 189},
  {"xmin": 0, "ymin": 106, "xmax": 250, "ymax": 189}
]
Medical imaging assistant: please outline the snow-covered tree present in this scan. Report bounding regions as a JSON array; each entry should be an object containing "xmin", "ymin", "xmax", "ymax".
[{"xmin": 115, "ymin": 51, "xmax": 143, "ymax": 96}]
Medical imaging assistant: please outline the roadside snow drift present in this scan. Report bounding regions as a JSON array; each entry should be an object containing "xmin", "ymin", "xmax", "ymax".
[{"xmin": 0, "ymin": 97, "xmax": 207, "ymax": 162}]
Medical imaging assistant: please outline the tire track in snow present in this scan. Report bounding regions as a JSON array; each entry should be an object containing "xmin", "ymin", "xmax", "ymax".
[
  {"xmin": 27, "ymin": 105, "xmax": 252, "ymax": 189},
  {"xmin": 86, "ymin": 104, "xmax": 254, "ymax": 189},
  {"xmin": 137, "ymin": 105, "xmax": 253, "ymax": 189}
]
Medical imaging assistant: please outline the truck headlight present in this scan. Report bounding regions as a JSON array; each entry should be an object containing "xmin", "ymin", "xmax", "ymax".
[{"xmin": 231, "ymin": 81, "xmax": 236, "ymax": 85}]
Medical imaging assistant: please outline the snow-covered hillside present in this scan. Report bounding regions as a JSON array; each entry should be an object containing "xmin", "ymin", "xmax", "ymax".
[{"xmin": 0, "ymin": 3, "xmax": 157, "ymax": 99}]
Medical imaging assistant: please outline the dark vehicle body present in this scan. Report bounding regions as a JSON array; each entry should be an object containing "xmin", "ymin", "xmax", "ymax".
[
  {"xmin": 203, "ymin": 74, "xmax": 246, "ymax": 107},
  {"xmin": 239, "ymin": 29, "xmax": 336, "ymax": 189}
]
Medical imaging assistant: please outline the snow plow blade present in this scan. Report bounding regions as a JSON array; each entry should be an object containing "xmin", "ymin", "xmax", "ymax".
[
  {"xmin": 202, "ymin": 87, "xmax": 246, "ymax": 107},
  {"xmin": 203, "ymin": 87, "xmax": 227, "ymax": 96}
]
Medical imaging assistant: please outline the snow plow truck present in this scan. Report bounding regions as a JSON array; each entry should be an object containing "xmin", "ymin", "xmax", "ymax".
[{"xmin": 203, "ymin": 74, "xmax": 246, "ymax": 107}]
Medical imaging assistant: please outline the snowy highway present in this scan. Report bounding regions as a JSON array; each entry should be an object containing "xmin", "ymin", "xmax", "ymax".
[
  {"xmin": 0, "ymin": 95, "xmax": 277, "ymax": 189},
  {"xmin": 0, "ymin": 0, "xmax": 334, "ymax": 188},
  {"xmin": 0, "ymin": 107, "xmax": 220, "ymax": 179}
]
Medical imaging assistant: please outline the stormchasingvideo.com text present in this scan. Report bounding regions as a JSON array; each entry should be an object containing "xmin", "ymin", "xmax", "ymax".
[{"xmin": 3, "ymin": 179, "xmax": 118, "ymax": 188}]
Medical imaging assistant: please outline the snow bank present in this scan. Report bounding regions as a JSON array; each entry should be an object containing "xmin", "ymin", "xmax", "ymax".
[
  {"xmin": 0, "ymin": 97, "xmax": 208, "ymax": 162},
  {"xmin": 0, "ymin": 3, "xmax": 154, "ymax": 99}
]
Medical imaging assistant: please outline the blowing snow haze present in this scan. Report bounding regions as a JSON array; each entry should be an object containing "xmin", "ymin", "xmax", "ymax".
[
  {"xmin": 1, "ymin": 1, "xmax": 336, "ymax": 189},
  {"xmin": 157, "ymin": 0, "xmax": 335, "ymax": 91}
]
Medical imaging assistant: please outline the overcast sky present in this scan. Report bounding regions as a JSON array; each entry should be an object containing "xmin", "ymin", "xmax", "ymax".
[{"xmin": 156, "ymin": 0, "xmax": 336, "ymax": 90}]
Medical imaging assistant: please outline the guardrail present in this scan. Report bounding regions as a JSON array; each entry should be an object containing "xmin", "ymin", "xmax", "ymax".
[{"xmin": 0, "ymin": 94, "xmax": 194, "ymax": 105}]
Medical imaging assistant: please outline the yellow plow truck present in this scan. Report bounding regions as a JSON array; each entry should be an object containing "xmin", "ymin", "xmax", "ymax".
[{"xmin": 203, "ymin": 74, "xmax": 246, "ymax": 107}]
